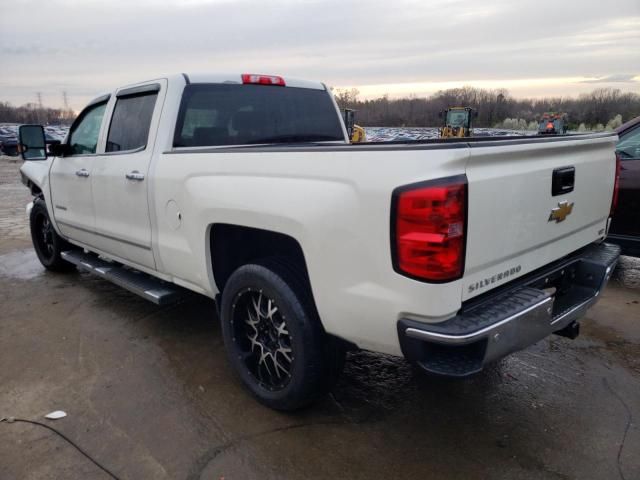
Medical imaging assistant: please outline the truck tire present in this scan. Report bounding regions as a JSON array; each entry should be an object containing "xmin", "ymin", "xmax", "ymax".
[
  {"xmin": 29, "ymin": 199, "xmax": 76, "ymax": 272},
  {"xmin": 220, "ymin": 259, "xmax": 344, "ymax": 410}
]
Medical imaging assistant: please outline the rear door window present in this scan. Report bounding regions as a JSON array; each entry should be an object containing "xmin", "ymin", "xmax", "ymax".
[
  {"xmin": 106, "ymin": 92, "xmax": 158, "ymax": 152},
  {"xmin": 174, "ymin": 84, "xmax": 344, "ymax": 147}
]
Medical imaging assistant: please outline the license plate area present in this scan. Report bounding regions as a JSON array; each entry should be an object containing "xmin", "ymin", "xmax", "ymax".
[{"xmin": 527, "ymin": 259, "xmax": 603, "ymax": 322}]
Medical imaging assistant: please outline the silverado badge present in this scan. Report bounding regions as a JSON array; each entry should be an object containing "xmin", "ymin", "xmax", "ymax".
[{"xmin": 548, "ymin": 200, "xmax": 574, "ymax": 223}]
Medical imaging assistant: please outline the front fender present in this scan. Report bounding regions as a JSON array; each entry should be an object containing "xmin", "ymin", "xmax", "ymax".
[
  {"xmin": 20, "ymin": 158, "xmax": 58, "ymax": 230},
  {"xmin": 20, "ymin": 158, "xmax": 51, "ymax": 194}
]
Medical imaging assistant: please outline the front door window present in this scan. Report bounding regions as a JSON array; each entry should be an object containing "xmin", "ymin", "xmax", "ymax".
[{"xmin": 68, "ymin": 102, "xmax": 107, "ymax": 155}]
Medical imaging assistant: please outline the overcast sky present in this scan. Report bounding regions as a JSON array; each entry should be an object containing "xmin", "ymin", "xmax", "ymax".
[{"xmin": 1, "ymin": 0, "xmax": 638, "ymax": 110}]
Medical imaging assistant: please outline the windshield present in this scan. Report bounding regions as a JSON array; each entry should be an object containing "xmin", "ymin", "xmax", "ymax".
[
  {"xmin": 174, "ymin": 84, "xmax": 345, "ymax": 147},
  {"xmin": 446, "ymin": 110, "xmax": 469, "ymax": 127},
  {"xmin": 617, "ymin": 126, "xmax": 640, "ymax": 159}
]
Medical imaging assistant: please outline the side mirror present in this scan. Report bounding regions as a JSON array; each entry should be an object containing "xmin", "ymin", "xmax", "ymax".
[
  {"xmin": 18, "ymin": 125, "xmax": 47, "ymax": 161},
  {"xmin": 48, "ymin": 141, "xmax": 71, "ymax": 157}
]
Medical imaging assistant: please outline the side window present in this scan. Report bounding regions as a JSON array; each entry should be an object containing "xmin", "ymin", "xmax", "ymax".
[
  {"xmin": 68, "ymin": 102, "xmax": 107, "ymax": 155},
  {"xmin": 617, "ymin": 126, "xmax": 640, "ymax": 160},
  {"xmin": 106, "ymin": 92, "xmax": 158, "ymax": 152}
]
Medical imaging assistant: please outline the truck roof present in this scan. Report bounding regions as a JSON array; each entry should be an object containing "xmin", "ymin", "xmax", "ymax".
[
  {"xmin": 114, "ymin": 73, "xmax": 326, "ymax": 91},
  {"xmin": 86, "ymin": 73, "xmax": 328, "ymax": 107},
  {"xmin": 185, "ymin": 73, "xmax": 326, "ymax": 91}
]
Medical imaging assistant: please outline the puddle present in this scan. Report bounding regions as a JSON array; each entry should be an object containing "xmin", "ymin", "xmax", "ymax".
[
  {"xmin": 613, "ymin": 255, "xmax": 640, "ymax": 289},
  {"xmin": 0, "ymin": 249, "xmax": 45, "ymax": 280}
]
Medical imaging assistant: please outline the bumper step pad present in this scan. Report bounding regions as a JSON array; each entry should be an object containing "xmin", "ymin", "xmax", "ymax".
[
  {"xmin": 398, "ymin": 243, "xmax": 620, "ymax": 377},
  {"xmin": 413, "ymin": 286, "xmax": 551, "ymax": 337}
]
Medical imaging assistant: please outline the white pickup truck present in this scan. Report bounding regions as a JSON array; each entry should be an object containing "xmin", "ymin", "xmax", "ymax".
[{"xmin": 18, "ymin": 73, "xmax": 621, "ymax": 410}]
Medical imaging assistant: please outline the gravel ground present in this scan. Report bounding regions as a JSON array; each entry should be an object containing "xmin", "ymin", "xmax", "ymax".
[
  {"xmin": 0, "ymin": 155, "xmax": 639, "ymax": 480},
  {"xmin": 0, "ymin": 156, "xmax": 32, "ymax": 253}
]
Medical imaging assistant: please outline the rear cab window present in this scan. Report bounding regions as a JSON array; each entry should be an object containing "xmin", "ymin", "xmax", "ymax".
[{"xmin": 173, "ymin": 84, "xmax": 345, "ymax": 147}]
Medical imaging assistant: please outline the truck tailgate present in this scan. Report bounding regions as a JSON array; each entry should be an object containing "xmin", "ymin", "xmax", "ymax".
[{"xmin": 463, "ymin": 133, "xmax": 617, "ymax": 301}]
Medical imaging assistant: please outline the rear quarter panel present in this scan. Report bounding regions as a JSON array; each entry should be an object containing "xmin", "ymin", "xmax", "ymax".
[
  {"xmin": 149, "ymin": 129, "xmax": 616, "ymax": 355},
  {"xmin": 152, "ymin": 146, "xmax": 469, "ymax": 355}
]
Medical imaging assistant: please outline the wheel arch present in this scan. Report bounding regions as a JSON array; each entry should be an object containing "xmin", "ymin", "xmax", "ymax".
[
  {"xmin": 209, "ymin": 223, "xmax": 313, "ymax": 296},
  {"xmin": 20, "ymin": 158, "xmax": 51, "ymax": 197}
]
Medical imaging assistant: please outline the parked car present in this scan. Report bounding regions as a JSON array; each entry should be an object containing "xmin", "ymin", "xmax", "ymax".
[
  {"xmin": 1, "ymin": 131, "xmax": 61, "ymax": 156},
  {"xmin": 608, "ymin": 116, "xmax": 640, "ymax": 256},
  {"xmin": 18, "ymin": 73, "xmax": 620, "ymax": 410},
  {"xmin": 0, "ymin": 136, "xmax": 19, "ymax": 156},
  {"xmin": 0, "ymin": 132, "xmax": 16, "ymax": 155}
]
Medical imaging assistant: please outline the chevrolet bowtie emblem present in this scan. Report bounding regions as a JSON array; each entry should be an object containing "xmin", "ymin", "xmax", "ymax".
[{"xmin": 548, "ymin": 200, "xmax": 574, "ymax": 223}]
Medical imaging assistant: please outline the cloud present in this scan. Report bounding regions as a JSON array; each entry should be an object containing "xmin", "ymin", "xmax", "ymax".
[
  {"xmin": 1, "ymin": 0, "xmax": 639, "ymax": 108},
  {"xmin": 581, "ymin": 74, "xmax": 639, "ymax": 83}
]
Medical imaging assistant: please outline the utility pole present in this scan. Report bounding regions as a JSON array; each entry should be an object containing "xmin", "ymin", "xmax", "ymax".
[
  {"xmin": 36, "ymin": 92, "xmax": 43, "ymax": 124},
  {"xmin": 62, "ymin": 91, "xmax": 71, "ymax": 124}
]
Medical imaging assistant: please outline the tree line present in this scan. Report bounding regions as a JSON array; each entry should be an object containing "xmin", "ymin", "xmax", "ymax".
[
  {"xmin": 333, "ymin": 87, "xmax": 640, "ymax": 129},
  {"xmin": 0, "ymin": 101, "xmax": 75, "ymax": 126},
  {"xmin": 2, "ymin": 86, "xmax": 639, "ymax": 129}
]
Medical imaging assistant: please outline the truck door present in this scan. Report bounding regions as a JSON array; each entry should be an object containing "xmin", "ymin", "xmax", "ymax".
[
  {"xmin": 49, "ymin": 96, "xmax": 109, "ymax": 245},
  {"xmin": 90, "ymin": 81, "xmax": 166, "ymax": 270}
]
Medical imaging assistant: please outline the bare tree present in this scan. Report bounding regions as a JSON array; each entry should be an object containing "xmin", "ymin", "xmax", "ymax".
[
  {"xmin": 0, "ymin": 101, "xmax": 76, "ymax": 125},
  {"xmin": 336, "ymin": 87, "xmax": 640, "ymax": 128}
]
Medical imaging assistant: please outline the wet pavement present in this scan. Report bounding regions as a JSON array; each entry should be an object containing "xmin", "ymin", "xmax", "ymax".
[{"xmin": 0, "ymin": 156, "xmax": 639, "ymax": 480}]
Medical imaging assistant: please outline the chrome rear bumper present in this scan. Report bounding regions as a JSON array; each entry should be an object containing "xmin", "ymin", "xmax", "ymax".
[{"xmin": 398, "ymin": 242, "xmax": 620, "ymax": 376}]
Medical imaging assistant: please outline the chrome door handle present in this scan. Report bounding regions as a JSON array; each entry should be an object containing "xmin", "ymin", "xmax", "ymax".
[
  {"xmin": 125, "ymin": 171, "xmax": 145, "ymax": 181},
  {"xmin": 75, "ymin": 169, "xmax": 90, "ymax": 177}
]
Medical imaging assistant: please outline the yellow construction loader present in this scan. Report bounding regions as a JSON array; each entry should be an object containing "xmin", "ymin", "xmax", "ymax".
[
  {"xmin": 439, "ymin": 107, "xmax": 477, "ymax": 138},
  {"xmin": 343, "ymin": 109, "xmax": 367, "ymax": 143}
]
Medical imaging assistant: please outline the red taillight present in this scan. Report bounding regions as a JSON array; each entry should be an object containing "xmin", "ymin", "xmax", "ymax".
[
  {"xmin": 611, "ymin": 152, "xmax": 621, "ymax": 216},
  {"xmin": 241, "ymin": 73, "xmax": 286, "ymax": 86},
  {"xmin": 392, "ymin": 176, "xmax": 467, "ymax": 282}
]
